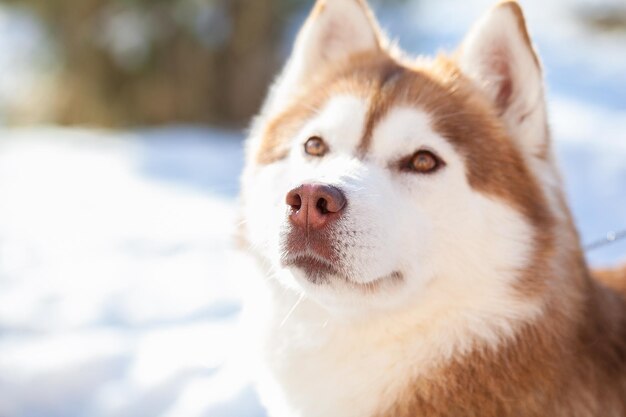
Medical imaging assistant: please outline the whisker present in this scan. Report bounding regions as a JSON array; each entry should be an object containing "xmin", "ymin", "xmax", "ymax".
[{"xmin": 280, "ymin": 293, "xmax": 305, "ymax": 328}]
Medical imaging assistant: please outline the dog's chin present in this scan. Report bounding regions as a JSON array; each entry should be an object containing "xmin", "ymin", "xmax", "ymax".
[
  {"xmin": 284, "ymin": 255, "xmax": 338, "ymax": 285},
  {"xmin": 288, "ymin": 267, "xmax": 408, "ymax": 316},
  {"xmin": 282, "ymin": 254, "xmax": 404, "ymax": 295}
]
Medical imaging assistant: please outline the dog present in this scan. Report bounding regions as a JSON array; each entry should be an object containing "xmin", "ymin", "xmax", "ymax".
[{"xmin": 238, "ymin": 1, "xmax": 626, "ymax": 416}]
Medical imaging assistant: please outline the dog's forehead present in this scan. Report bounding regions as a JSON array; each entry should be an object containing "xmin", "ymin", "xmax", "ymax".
[
  {"xmin": 309, "ymin": 93, "xmax": 445, "ymax": 161},
  {"xmin": 257, "ymin": 54, "xmax": 472, "ymax": 164},
  {"xmin": 319, "ymin": 57, "xmax": 464, "ymax": 158}
]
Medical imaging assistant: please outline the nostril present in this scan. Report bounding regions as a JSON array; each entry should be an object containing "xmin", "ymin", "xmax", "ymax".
[
  {"xmin": 318, "ymin": 186, "xmax": 346, "ymax": 214},
  {"xmin": 289, "ymin": 195, "xmax": 302, "ymax": 211},
  {"xmin": 316, "ymin": 198, "xmax": 329, "ymax": 214},
  {"xmin": 286, "ymin": 190, "xmax": 302, "ymax": 211},
  {"xmin": 286, "ymin": 184, "xmax": 346, "ymax": 229}
]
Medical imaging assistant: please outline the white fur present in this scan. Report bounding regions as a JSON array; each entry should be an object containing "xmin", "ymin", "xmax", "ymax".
[
  {"xmin": 242, "ymin": 98, "xmax": 543, "ymax": 417},
  {"xmin": 240, "ymin": 2, "xmax": 557, "ymax": 417}
]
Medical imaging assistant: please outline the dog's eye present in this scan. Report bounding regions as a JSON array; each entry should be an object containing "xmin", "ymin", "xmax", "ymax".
[
  {"xmin": 304, "ymin": 136, "xmax": 327, "ymax": 157},
  {"xmin": 403, "ymin": 150, "xmax": 442, "ymax": 174}
]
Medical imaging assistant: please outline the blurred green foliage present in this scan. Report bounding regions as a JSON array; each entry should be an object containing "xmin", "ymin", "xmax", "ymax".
[{"xmin": 4, "ymin": 0, "xmax": 308, "ymax": 127}]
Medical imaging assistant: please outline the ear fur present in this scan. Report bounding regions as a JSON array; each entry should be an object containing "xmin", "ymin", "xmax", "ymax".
[
  {"xmin": 457, "ymin": 1, "xmax": 549, "ymax": 158},
  {"xmin": 294, "ymin": 0, "xmax": 381, "ymax": 69},
  {"xmin": 264, "ymin": 0, "xmax": 382, "ymax": 114}
]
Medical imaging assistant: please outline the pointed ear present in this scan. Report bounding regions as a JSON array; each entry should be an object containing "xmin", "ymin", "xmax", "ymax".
[
  {"xmin": 457, "ymin": 1, "xmax": 549, "ymax": 158},
  {"xmin": 266, "ymin": 0, "xmax": 382, "ymax": 112},
  {"xmin": 293, "ymin": 0, "xmax": 381, "ymax": 70}
]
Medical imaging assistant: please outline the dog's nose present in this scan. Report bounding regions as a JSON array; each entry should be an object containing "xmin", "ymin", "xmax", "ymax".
[{"xmin": 286, "ymin": 183, "xmax": 346, "ymax": 230}]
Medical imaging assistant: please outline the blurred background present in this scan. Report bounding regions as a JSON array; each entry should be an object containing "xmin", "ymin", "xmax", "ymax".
[{"xmin": 0, "ymin": 0, "xmax": 624, "ymax": 416}]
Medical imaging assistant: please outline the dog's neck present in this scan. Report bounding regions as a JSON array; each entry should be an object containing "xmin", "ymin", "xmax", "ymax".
[{"xmin": 377, "ymin": 264, "xmax": 626, "ymax": 417}]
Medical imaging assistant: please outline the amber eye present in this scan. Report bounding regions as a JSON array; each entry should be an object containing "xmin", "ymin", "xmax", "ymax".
[
  {"xmin": 304, "ymin": 136, "xmax": 327, "ymax": 157},
  {"xmin": 405, "ymin": 150, "xmax": 441, "ymax": 174}
]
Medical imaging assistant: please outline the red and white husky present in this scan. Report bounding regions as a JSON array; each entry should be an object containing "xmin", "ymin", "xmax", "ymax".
[{"xmin": 239, "ymin": 1, "xmax": 626, "ymax": 416}]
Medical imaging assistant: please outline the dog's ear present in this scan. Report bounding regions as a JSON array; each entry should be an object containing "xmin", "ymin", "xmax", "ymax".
[
  {"xmin": 266, "ymin": 0, "xmax": 382, "ymax": 113},
  {"xmin": 457, "ymin": 1, "xmax": 549, "ymax": 158}
]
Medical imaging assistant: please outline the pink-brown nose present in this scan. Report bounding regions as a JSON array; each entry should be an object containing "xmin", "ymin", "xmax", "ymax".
[{"xmin": 286, "ymin": 183, "xmax": 347, "ymax": 230}]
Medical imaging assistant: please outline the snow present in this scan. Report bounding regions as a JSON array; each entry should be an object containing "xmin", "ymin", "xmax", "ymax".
[
  {"xmin": 0, "ymin": 127, "xmax": 265, "ymax": 417},
  {"xmin": 0, "ymin": 0, "xmax": 625, "ymax": 416}
]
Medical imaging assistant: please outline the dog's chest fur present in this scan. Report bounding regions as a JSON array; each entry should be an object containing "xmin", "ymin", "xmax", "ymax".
[
  {"xmin": 254, "ymin": 284, "xmax": 626, "ymax": 417},
  {"xmin": 255, "ymin": 289, "xmax": 426, "ymax": 417}
]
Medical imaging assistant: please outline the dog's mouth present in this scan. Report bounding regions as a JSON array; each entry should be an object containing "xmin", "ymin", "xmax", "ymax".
[
  {"xmin": 280, "ymin": 226, "xmax": 403, "ymax": 291},
  {"xmin": 282, "ymin": 253, "xmax": 403, "ymax": 289},
  {"xmin": 283, "ymin": 254, "xmax": 338, "ymax": 284}
]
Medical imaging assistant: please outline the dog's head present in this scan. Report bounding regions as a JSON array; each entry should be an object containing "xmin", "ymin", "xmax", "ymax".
[{"xmin": 241, "ymin": 0, "xmax": 561, "ymax": 315}]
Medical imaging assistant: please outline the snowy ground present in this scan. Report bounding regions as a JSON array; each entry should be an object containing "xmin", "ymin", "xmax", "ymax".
[
  {"xmin": 0, "ymin": 1, "xmax": 625, "ymax": 417},
  {"xmin": 0, "ymin": 128, "xmax": 265, "ymax": 417}
]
